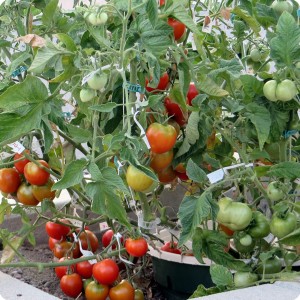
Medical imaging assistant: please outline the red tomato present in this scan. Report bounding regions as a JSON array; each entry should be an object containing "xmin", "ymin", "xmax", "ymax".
[
  {"xmin": 55, "ymin": 257, "xmax": 76, "ymax": 279},
  {"xmin": 157, "ymin": 166, "xmax": 177, "ymax": 184},
  {"xmin": 150, "ymin": 150, "xmax": 173, "ymax": 172},
  {"xmin": 168, "ymin": 18, "xmax": 186, "ymax": 41},
  {"xmin": 45, "ymin": 220, "xmax": 71, "ymax": 240},
  {"xmin": 16, "ymin": 183, "xmax": 39, "ymax": 206},
  {"xmin": 76, "ymin": 260, "xmax": 94, "ymax": 279},
  {"xmin": 92, "ymin": 259, "xmax": 119, "ymax": 285},
  {"xmin": 175, "ymin": 170, "xmax": 189, "ymax": 181},
  {"xmin": 85, "ymin": 280, "xmax": 109, "ymax": 300},
  {"xmin": 109, "ymin": 280, "xmax": 135, "ymax": 300},
  {"xmin": 164, "ymin": 97, "xmax": 187, "ymax": 126},
  {"xmin": 101, "ymin": 229, "xmax": 123, "ymax": 249},
  {"xmin": 78, "ymin": 230, "xmax": 99, "ymax": 253},
  {"xmin": 146, "ymin": 123, "xmax": 177, "ymax": 154},
  {"xmin": 159, "ymin": 0, "xmax": 165, "ymax": 6},
  {"xmin": 53, "ymin": 240, "xmax": 81, "ymax": 259},
  {"xmin": 145, "ymin": 72, "xmax": 169, "ymax": 93},
  {"xmin": 24, "ymin": 160, "xmax": 50, "ymax": 186},
  {"xmin": 60, "ymin": 273, "xmax": 83, "ymax": 298},
  {"xmin": 186, "ymin": 83, "xmax": 199, "ymax": 105},
  {"xmin": 32, "ymin": 179, "xmax": 55, "ymax": 202},
  {"xmin": 48, "ymin": 237, "xmax": 63, "ymax": 251},
  {"xmin": 13, "ymin": 150, "xmax": 30, "ymax": 174},
  {"xmin": 0, "ymin": 168, "xmax": 21, "ymax": 194},
  {"xmin": 125, "ymin": 237, "xmax": 148, "ymax": 257},
  {"xmin": 161, "ymin": 241, "xmax": 182, "ymax": 254}
]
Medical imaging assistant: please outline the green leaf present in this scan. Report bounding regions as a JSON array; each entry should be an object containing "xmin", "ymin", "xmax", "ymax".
[
  {"xmin": 240, "ymin": 74, "xmax": 264, "ymax": 99},
  {"xmin": 210, "ymin": 265, "xmax": 233, "ymax": 287},
  {"xmin": 190, "ymin": 285, "xmax": 223, "ymax": 298},
  {"xmin": 7, "ymin": 52, "xmax": 32, "ymax": 75},
  {"xmin": 186, "ymin": 159, "xmax": 208, "ymax": 183},
  {"xmin": 66, "ymin": 124, "xmax": 92, "ymax": 143},
  {"xmin": 210, "ymin": 58, "xmax": 243, "ymax": 80},
  {"xmin": 254, "ymin": 3, "xmax": 277, "ymax": 28},
  {"xmin": 178, "ymin": 60, "xmax": 191, "ymax": 99},
  {"xmin": 101, "ymin": 167, "xmax": 130, "ymax": 195},
  {"xmin": 245, "ymin": 103, "xmax": 271, "ymax": 150},
  {"xmin": 270, "ymin": 12, "xmax": 300, "ymax": 67},
  {"xmin": 197, "ymin": 74, "xmax": 229, "ymax": 97},
  {"xmin": 267, "ymin": 161, "xmax": 300, "ymax": 180},
  {"xmin": 186, "ymin": 111, "xmax": 200, "ymax": 144},
  {"xmin": 40, "ymin": 199, "xmax": 56, "ymax": 213},
  {"xmin": 89, "ymin": 103, "xmax": 117, "ymax": 113},
  {"xmin": 52, "ymin": 159, "xmax": 87, "ymax": 190},
  {"xmin": 42, "ymin": 0, "xmax": 59, "ymax": 26},
  {"xmin": 232, "ymin": 7, "xmax": 261, "ymax": 34},
  {"xmin": 0, "ymin": 198, "xmax": 11, "ymax": 224},
  {"xmin": 49, "ymin": 65, "xmax": 78, "ymax": 83},
  {"xmin": 146, "ymin": 0, "xmax": 158, "ymax": 28},
  {"xmin": 55, "ymin": 33, "xmax": 77, "ymax": 52},
  {"xmin": 87, "ymin": 162, "xmax": 104, "ymax": 182},
  {"xmin": 279, "ymin": 228, "xmax": 300, "ymax": 246}
]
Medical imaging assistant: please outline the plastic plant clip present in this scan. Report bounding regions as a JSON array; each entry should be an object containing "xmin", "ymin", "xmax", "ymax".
[
  {"xmin": 8, "ymin": 141, "xmax": 25, "ymax": 154},
  {"xmin": 114, "ymin": 233, "xmax": 134, "ymax": 265},
  {"xmin": 132, "ymin": 108, "xmax": 151, "ymax": 149},
  {"xmin": 72, "ymin": 232, "xmax": 97, "ymax": 264},
  {"xmin": 137, "ymin": 210, "xmax": 160, "ymax": 230}
]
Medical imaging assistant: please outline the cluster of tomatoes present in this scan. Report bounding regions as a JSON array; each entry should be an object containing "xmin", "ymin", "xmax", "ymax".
[
  {"xmin": 0, "ymin": 151, "xmax": 55, "ymax": 205},
  {"xmin": 46, "ymin": 220, "xmax": 148, "ymax": 299}
]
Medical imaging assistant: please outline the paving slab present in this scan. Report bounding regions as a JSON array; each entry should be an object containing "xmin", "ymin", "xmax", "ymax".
[
  {"xmin": 191, "ymin": 281, "xmax": 300, "ymax": 300},
  {"xmin": 0, "ymin": 271, "xmax": 59, "ymax": 300}
]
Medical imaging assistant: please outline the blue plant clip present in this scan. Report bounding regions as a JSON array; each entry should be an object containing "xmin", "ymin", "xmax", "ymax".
[
  {"xmin": 283, "ymin": 130, "xmax": 298, "ymax": 138},
  {"xmin": 124, "ymin": 82, "xmax": 145, "ymax": 94},
  {"xmin": 11, "ymin": 66, "xmax": 28, "ymax": 78},
  {"xmin": 297, "ymin": 8, "xmax": 300, "ymax": 17},
  {"xmin": 230, "ymin": 13, "xmax": 235, "ymax": 22}
]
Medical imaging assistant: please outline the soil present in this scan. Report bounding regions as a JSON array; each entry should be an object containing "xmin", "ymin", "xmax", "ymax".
[{"xmin": 0, "ymin": 242, "xmax": 167, "ymax": 300}]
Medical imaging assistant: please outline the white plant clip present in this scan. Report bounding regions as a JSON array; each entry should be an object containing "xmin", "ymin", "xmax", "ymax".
[
  {"xmin": 72, "ymin": 232, "xmax": 97, "ymax": 264},
  {"xmin": 132, "ymin": 108, "xmax": 151, "ymax": 149},
  {"xmin": 114, "ymin": 233, "xmax": 134, "ymax": 265}
]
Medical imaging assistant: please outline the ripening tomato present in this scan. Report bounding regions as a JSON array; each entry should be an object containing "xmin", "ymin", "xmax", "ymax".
[
  {"xmin": 125, "ymin": 237, "xmax": 148, "ymax": 257},
  {"xmin": 46, "ymin": 220, "xmax": 71, "ymax": 240},
  {"xmin": 16, "ymin": 183, "xmax": 39, "ymax": 206},
  {"xmin": 92, "ymin": 259, "xmax": 119, "ymax": 285},
  {"xmin": 101, "ymin": 229, "xmax": 123, "ymax": 249},
  {"xmin": 150, "ymin": 150, "xmax": 173, "ymax": 172},
  {"xmin": 78, "ymin": 230, "xmax": 99, "ymax": 253},
  {"xmin": 76, "ymin": 260, "xmax": 94, "ymax": 279},
  {"xmin": 161, "ymin": 241, "xmax": 182, "ymax": 254},
  {"xmin": 157, "ymin": 166, "xmax": 177, "ymax": 184},
  {"xmin": 32, "ymin": 179, "xmax": 56, "ymax": 202},
  {"xmin": 167, "ymin": 18, "xmax": 186, "ymax": 41},
  {"xmin": 145, "ymin": 72, "xmax": 169, "ymax": 93},
  {"xmin": 146, "ymin": 123, "xmax": 177, "ymax": 154},
  {"xmin": 186, "ymin": 83, "xmax": 199, "ymax": 105},
  {"xmin": 55, "ymin": 257, "xmax": 77, "ymax": 279},
  {"xmin": 60, "ymin": 273, "xmax": 83, "ymax": 298},
  {"xmin": 48, "ymin": 237, "xmax": 63, "ymax": 251},
  {"xmin": 53, "ymin": 240, "xmax": 81, "ymax": 259},
  {"xmin": 218, "ymin": 223, "xmax": 235, "ymax": 236},
  {"xmin": 24, "ymin": 160, "xmax": 50, "ymax": 186},
  {"xmin": 13, "ymin": 150, "xmax": 30, "ymax": 174},
  {"xmin": 126, "ymin": 165, "xmax": 154, "ymax": 192},
  {"xmin": 0, "ymin": 168, "xmax": 21, "ymax": 194},
  {"xmin": 109, "ymin": 280, "xmax": 135, "ymax": 300},
  {"xmin": 85, "ymin": 280, "xmax": 109, "ymax": 300},
  {"xmin": 164, "ymin": 97, "xmax": 187, "ymax": 126}
]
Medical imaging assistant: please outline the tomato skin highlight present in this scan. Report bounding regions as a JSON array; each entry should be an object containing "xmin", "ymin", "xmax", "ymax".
[
  {"xmin": 60, "ymin": 273, "xmax": 83, "ymax": 298},
  {"xmin": 14, "ymin": 150, "xmax": 30, "ymax": 174},
  {"xmin": 0, "ymin": 168, "xmax": 21, "ymax": 194},
  {"xmin": 46, "ymin": 220, "xmax": 71, "ymax": 240},
  {"xmin": 109, "ymin": 280, "xmax": 135, "ymax": 300},
  {"xmin": 24, "ymin": 160, "xmax": 50, "ymax": 186},
  {"xmin": 125, "ymin": 237, "xmax": 148, "ymax": 257},
  {"xmin": 92, "ymin": 259, "xmax": 119, "ymax": 285},
  {"xmin": 146, "ymin": 123, "xmax": 177, "ymax": 154}
]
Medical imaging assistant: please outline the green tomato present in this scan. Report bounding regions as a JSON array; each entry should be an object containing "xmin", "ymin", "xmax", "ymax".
[
  {"xmin": 86, "ymin": 12, "xmax": 108, "ymax": 26},
  {"xmin": 256, "ymin": 256, "xmax": 282, "ymax": 274},
  {"xmin": 234, "ymin": 272, "xmax": 258, "ymax": 287},
  {"xmin": 234, "ymin": 234, "xmax": 256, "ymax": 253},
  {"xmin": 266, "ymin": 181, "xmax": 286, "ymax": 202},
  {"xmin": 217, "ymin": 197, "xmax": 253, "ymax": 231},
  {"xmin": 80, "ymin": 88, "xmax": 96, "ymax": 102},
  {"xmin": 263, "ymin": 80, "xmax": 278, "ymax": 102},
  {"xmin": 271, "ymin": 0, "xmax": 293, "ymax": 14},
  {"xmin": 87, "ymin": 73, "xmax": 108, "ymax": 90},
  {"xmin": 247, "ymin": 211, "xmax": 270, "ymax": 239},
  {"xmin": 276, "ymin": 79, "xmax": 298, "ymax": 102},
  {"xmin": 239, "ymin": 234, "xmax": 253, "ymax": 246},
  {"xmin": 270, "ymin": 212, "xmax": 297, "ymax": 239},
  {"xmin": 250, "ymin": 48, "xmax": 262, "ymax": 62}
]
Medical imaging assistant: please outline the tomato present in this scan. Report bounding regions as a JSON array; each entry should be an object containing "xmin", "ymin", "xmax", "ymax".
[
  {"xmin": 24, "ymin": 160, "xmax": 50, "ymax": 186},
  {"xmin": 263, "ymin": 79, "xmax": 298, "ymax": 102},
  {"xmin": 0, "ymin": 168, "xmax": 21, "ymax": 194},
  {"xmin": 263, "ymin": 80, "xmax": 278, "ymax": 102},
  {"xmin": 146, "ymin": 123, "xmax": 177, "ymax": 154},
  {"xmin": 32, "ymin": 179, "xmax": 56, "ymax": 202},
  {"xmin": 53, "ymin": 240, "xmax": 81, "ymax": 259},
  {"xmin": 167, "ymin": 18, "xmax": 186, "ymax": 41},
  {"xmin": 218, "ymin": 224, "xmax": 234, "ymax": 236},
  {"xmin": 186, "ymin": 83, "xmax": 199, "ymax": 105},
  {"xmin": 271, "ymin": 0, "xmax": 293, "ymax": 14},
  {"xmin": 101, "ymin": 229, "xmax": 123, "ymax": 249},
  {"xmin": 157, "ymin": 166, "xmax": 177, "ymax": 184},
  {"xmin": 109, "ymin": 280, "xmax": 135, "ymax": 300},
  {"xmin": 216, "ymin": 197, "xmax": 253, "ymax": 231},
  {"xmin": 85, "ymin": 280, "xmax": 109, "ymax": 300},
  {"xmin": 150, "ymin": 150, "xmax": 173, "ymax": 172},
  {"xmin": 239, "ymin": 234, "xmax": 253, "ymax": 247},
  {"xmin": 134, "ymin": 289, "xmax": 144, "ymax": 300},
  {"xmin": 92, "ymin": 259, "xmax": 119, "ymax": 285},
  {"xmin": 46, "ymin": 220, "xmax": 71, "ymax": 240},
  {"xmin": 256, "ymin": 256, "xmax": 282, "ymax": 274},
  {"xmin": 145, "ymin": 72, "xmax": 169, "ymax": 93},
  {"xmin": 168, "ymin": 119, "xmax": 180, "ymax": 135},
  {"xmin": 78, "ymin": 230, "xmax": 99, "ymax": 253},
  {"xmin": 164, "ymin": 97, "xmax": 187, "ymax": 126},
  {"xmin": 126, "ymin": 165, "xmax": 154, "ymax": 192},
  {"xmin": 87, "ymin": 73, "xmax": 108, "ymax": 90},
  {"xmin": 76, "ymin": 260, "xmax": 93, "ymax": 279},
  {"xmin": 234, "ymin": 235, "xmax": 256, "ymax": 254},
  {"xmin": 60, "ymin": 273, "xmax": 83, "ymax": 298},
  {"xmin": 48, "ymin": 237, "xmax": 63, "ymax": 251},
  {"xmin": 86, "ymin": 12, "xmax": 108, "ymax": 26},
  {"xmin": 270, "ymin": 212, "xmax": 297, "ymax": 238},
  {"xmin": 125, "ymin": 237, "xmax": 148, "ymax": 257},
  {"xmin": 161, "ymin": 241, "xmax": 181, "ymax": 254},
  {"xmin": 55, "ymin": 257, "xmax": 76, "ymax": 279},
  {"xmin": 159, "ymin": 0, "xmax": 165, "ymax": 6},
  {"xmin": 13, "ymin": 150, "xmax": 30, "ymax": 174},
  {"xmin": 16, "ymin": 183, "xmax": 39, "ymax": 206},
  {"xmin": 80, "ymin": 88, "xmax": 96, "ymax": 102},
  {"xmin": 247, "ymin": 211, "xmax": 270, "ymax": 239},
  {"xmin": 175, "ymin": 170, "xmax": 189, "ymax": 181},
  {"xmin": 234, "ymin": 272, "xmax": 258, "ymax": 287}
]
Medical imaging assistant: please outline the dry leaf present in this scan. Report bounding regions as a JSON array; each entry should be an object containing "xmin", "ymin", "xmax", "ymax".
[
  {"xmin": 220, "ymin": 8, "xmax": 231, "ymax": 21},
  {"xmin": 16, "ymin": 34, "xmax": 46, "ymax": 48}
]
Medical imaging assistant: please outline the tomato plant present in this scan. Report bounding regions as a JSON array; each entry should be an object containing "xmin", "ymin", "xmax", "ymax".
[
  {"xmin": 87, "ymin": 73, "xmax": 108, "ymax": 90},
  {"xmin": 125, "ymin": 237, "xmax": 148, "ymax": 257},
  {"xmin": 134, "ymin": 289, "xmax": 145, "ymax": 300},
  {"xmin": 80, "ymin": 88, "xmax": 96, "ymax": 102},
  {"xmin": 92, "ymin": 259, "xmax": 119, "ymax": 285},
  {"xmin": 13, "ymin": 150, "xmax": 30, "ymax": 174},
  {"xmin": 256, "ymin": 256, "xmax": 282, "ymax": 274},
  {"xmin": 150, "ymin": 150, "xmax": 173, "ymax": 172},
  {"xmin": 247, "ymin": 211, "xmax": 270, "ymax": 239},
  {"xmin": 157, "ymin": 166, "xmax": 177, "ymax": 184},
  {"xmin": 263, "ymin": 79, "xmax": 298, "ymax": 102},
  {"xmin": 109, "ymin": 280, "xmax": 135, "ymax": 300},
  {"xmin": 266, "ymin": 181, "xmax": 286, "ymax": 202},
  {"xmin": 48, "ymin": 237, "xmax": 63, "ymax": 251},
  {"xmin": 24, "ymin": 160, "xmax": 50, "ymax": 186},
  {"xmin": 60, "ymin": 273, "xmax": 83, "ymax": 298},
  {"xmin": 0, "ymin": 168, "xmax": 21, "ymax": 194},
  {"xmin": 85, "ymin": 280, "xmax": 109, "ymax": 300},
  {"xmin": 46, "ymin": 220, "xmax": 71, "ymax": 240},
  {"xmin": 101, "ymin": 229, "xmax": 123, "ymax": 249}
]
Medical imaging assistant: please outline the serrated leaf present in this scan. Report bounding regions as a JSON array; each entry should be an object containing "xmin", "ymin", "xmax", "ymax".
[
  {"xmin": 42, "ymin": 0, "xmax": 59, "ymax": 26},
  {"xmin": 55, "ymin": 33, "xmax": 77, "ymax": 52},
  {"xmin": 210, "ymin": 58, "xmax": 243, "ymax": 80},
  {"xmin": 197, "ymin": 75, "xmax": 229, "ymax": 97},
  {"xmin": 279, "ymin": 228, "xmax": 300, "ymax": 246},
  {"xmin": 210, "ymin": 265, "xmax": 233, "ymax": 287},
  {"xmin": 186, "ymin": 111, "xmax": 200, "ymax": 144},
  {"xmin": 146, "ymin": 0, "xmax": 158, "ymax": 28},
  {"xmin": 89, "ymin": 103, "xmax": 117, "ymax": 112},
  {"xmin": 87, "ymin": 162, "xmax": 104, "ymax": 181},
  {"xmin": 101, "ymin": 167, "xmax": 130, "ymax": 195},
  {"xmin": 254, "ymin": 3, "xmax": 276, "ymax": 28},
  {"xmin": 232, "ymin": 7, "xmax": 261, "ymax": 34},
  {"xmin": 240, "ymin": 74, "xmax": 264, "ymax": 99},
  {"xmin": 52, "ymin": 159, "xmax": 87, "ymax": 190},
  {"xmin": 178, "ymin": 61, "xmax": 191, "ymax": 99},
  {"xmin": 50, "ymin": 65, "xmax": 78, "ymax": 83},
  {"xmin": 186, "ymin": 159, "xmax": 208, "ymax": 183},
  {"xmin": 270, "ymin": 12, "xmax": 300, "ymax": 67},
  {"xmin": 41, "ymin": 199, "xmax": 56, "ymax": 213},
  {"xmin": 66, "ymin": 123, "xmax": 92, "ymax": 143},
  {"xmin": 267, "ymin": 161, "xmax": 300, "ymax": 179}
]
